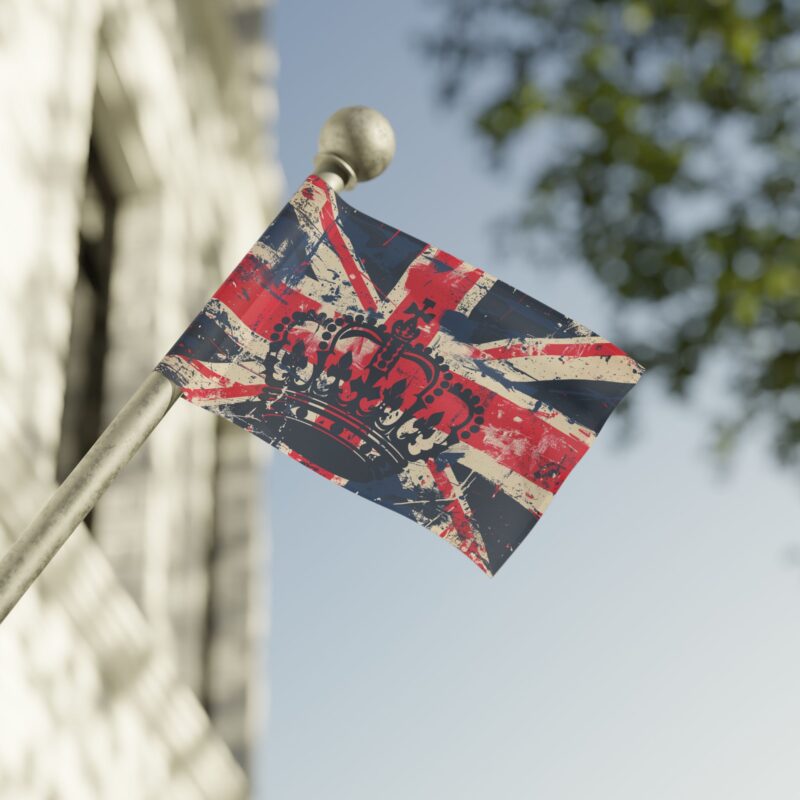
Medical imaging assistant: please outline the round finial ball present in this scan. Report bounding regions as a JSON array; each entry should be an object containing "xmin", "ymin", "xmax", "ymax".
[{"xmin": 318, "ymin": 106, "xmax": 396, "ymax": 184}]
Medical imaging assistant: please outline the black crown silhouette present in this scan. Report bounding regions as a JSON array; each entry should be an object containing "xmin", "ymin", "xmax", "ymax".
[{"xmin": 258, "ymin": 303, "xmax": 484, "ymax": 481}]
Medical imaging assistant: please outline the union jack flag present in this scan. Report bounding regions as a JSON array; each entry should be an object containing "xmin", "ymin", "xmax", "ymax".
[{"xmin": 157, "ymin": 176, "xmax": 644, "ymax": 575}]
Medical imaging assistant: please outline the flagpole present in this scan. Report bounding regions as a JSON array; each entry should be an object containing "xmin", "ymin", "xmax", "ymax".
[{"xmin": 0, "ymin": 106, "xmax": 396, "ymax": 623}]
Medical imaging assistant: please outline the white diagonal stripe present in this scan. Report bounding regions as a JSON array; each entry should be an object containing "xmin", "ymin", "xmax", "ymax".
[
  {"xmin": 202, "ymin": 298, "xmax": 271, "ymax": 359},
  {"xmin": 449, "ymin": 443, "xmax": 554, "ymax": 517},
  {"xmin": 503, "ymin": 354, "xmax": 642, "ymax": 383},
  {"xmin": 455, "ymin": 271, "xmax": 496, "ymax": 315}
]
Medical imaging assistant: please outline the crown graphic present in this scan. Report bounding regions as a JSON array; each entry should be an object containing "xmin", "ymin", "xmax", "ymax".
[{"xmin": 257, "ymin": 303, "xmax": 484, "ymax": 481}]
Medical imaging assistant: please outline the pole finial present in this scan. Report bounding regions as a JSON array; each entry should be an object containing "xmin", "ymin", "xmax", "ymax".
[{"xmin": 314, "ymin": 106, "xmax": 396, "ymax": 191}]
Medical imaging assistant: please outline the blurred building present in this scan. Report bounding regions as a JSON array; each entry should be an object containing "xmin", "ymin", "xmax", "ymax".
[{"xmin": 0, "ymin": 1, "xmax": 281, "ymax": 797}]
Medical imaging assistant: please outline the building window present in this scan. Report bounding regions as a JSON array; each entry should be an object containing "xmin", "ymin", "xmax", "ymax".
[{"xmin": 56, "ymin": 140, "xmax": 117, "ymax": 510}]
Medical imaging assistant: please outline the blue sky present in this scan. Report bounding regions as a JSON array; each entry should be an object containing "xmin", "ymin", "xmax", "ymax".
[{"xmin": 257, "ymin": 3, "xmax": 800, "ymax": 798}]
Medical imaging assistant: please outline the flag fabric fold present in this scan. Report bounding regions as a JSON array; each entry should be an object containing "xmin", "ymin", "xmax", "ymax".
[{"xmin": 156, "ymin": 175, "xmax": 643, "ymax": 574}]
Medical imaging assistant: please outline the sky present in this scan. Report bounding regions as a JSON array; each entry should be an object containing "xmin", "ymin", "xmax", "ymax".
[{"xmin": 257, "ymin": 3, "xmax": 800, "ymax": 798}]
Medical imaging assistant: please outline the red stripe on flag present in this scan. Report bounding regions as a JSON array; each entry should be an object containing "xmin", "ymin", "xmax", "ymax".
[
  {"xmin": 426, "ymin": 459, "xmax": 489, "ymax": 574},
  {"xmin": 464, "ymin": 393, "xmax": 586, "ymax": 493},
  {"xmin": 433, "ymin": 249, "xmax": 463, "ymax": 269},
  {"xmin": 178, "ymin": 358, "xmax": 265, "ymax": 402},
  {"xmin": 309, "ymin": 175, "xmax": 378, "ymax": 311},
  {"xmin": 214, "ymin": 254, "xmax": 322, "ymax": 339},
  {"xmin": 478, "ymin": 340, "xmax": 628, "ymax": 360},
  {"xmin": 185, "ymin": 383, "xmax": 265, "ymax": 402},
  {"xmin": 419, "ymin": 366, "xmax": 589, "ymax": 493},
  {"xmin": 283, "ymin": 446, "xmax": 342, "ymax": 483},
  {"xmin": 385, "ymin": 251, "xmax": 483, "ymax": 346},
  {"xmin": 187, "ymin": 358, "xmax": 231, "ymax": 385}
]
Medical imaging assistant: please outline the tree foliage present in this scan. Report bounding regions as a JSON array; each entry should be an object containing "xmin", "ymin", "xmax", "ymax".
[{"xmin": 426, "ymin": 0, "xmax": 800, "ymax": 460}]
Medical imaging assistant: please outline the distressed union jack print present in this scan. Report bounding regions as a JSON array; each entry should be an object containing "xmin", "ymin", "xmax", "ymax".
[{"xmin": 157, "ymin": 176, "xmax": 644, "ymax": 575}]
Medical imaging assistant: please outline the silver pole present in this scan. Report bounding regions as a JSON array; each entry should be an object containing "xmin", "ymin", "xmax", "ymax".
[
  {"xmin": 0, "ymin": 372, "xmax": 180, "ymax": 621},
  {"xmin": 0, "ymin": 106, "xmax": 396, "ymax": 623}
]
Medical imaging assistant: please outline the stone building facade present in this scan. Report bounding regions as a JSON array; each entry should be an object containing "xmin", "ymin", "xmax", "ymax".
[{"xmin": 0, "ymin": 0, "xmax": 281, "ymax": 797}]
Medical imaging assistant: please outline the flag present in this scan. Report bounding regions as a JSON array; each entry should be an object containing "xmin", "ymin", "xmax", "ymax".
[{"xmin": 156, "ymin": 176, "xmax": 644, "ymax": 575}]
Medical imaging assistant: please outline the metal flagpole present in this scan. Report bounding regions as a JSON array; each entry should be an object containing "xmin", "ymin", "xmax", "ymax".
[{"xmin": 0, "ymin": 106, "xmax": 396, "ymax": 623}]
